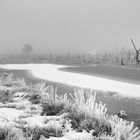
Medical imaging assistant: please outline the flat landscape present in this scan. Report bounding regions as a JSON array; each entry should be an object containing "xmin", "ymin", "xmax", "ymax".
[
  {"xmin": 0, "ymin": 64, "xmax": 140, "ymax": 129},
  {"xmin": 60, "ymin": 64, "xmax": 140, "ymax": 85},
  {"xmin": 1, "ymin": 1, "xmax": 140, "ymax": 139}
]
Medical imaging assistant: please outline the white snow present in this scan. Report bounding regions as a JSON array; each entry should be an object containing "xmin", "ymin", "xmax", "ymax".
[
  {"xmin": 0, "ymin": 108, "xmax": 24, "ymax": 130},
  {"xmin": 0, "ymin": 63, "xmax": 140, "ymax": 98},
  {"xmin": 0, "ymin": 108, "xmax": 24, "ymax": 122},
  {"xmin": 65, "ymin": 131, "xmax": 93, "ymax": 140}
]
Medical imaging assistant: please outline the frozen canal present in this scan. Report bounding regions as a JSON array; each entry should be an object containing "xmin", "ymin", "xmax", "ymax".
[{"xmin": 0, "ymin": 63, "xmax": 140, "ymax": 98}]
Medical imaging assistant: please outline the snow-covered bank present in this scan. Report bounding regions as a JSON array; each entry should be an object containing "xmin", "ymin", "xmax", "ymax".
[{"xmin": 0, "ymin": 64, "xmax": 140, "ymax": 98}]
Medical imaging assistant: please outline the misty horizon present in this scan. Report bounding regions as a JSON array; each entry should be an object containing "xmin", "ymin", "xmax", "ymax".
[{"xmin": 0, "ymin": 0, "xmax": 140, "ymax": 55}]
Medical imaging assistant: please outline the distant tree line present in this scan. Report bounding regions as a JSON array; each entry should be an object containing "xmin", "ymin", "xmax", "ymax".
[{"xmin": 0, "ymin": 41, "xmax": 140, "ymax": 66}]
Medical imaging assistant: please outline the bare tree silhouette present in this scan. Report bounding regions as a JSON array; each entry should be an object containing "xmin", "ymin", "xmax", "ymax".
[
  {"xmin": 130, "ymin": 39, "xmax": 140, "ymax": 65},
  {"xmin": 21, "ymin": 44, "xmax": 33, "ymax": 56}
]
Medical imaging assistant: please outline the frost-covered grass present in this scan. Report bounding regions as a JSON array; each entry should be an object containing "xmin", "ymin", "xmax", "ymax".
[{"xmin": 0, "ymin": 73, "xmax": 140, "ymax": 140}]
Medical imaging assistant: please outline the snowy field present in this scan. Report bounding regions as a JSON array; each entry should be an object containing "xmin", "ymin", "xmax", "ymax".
[{"xmin": 0, "ymin": 63, "xmax": 140, "ymax": 98}]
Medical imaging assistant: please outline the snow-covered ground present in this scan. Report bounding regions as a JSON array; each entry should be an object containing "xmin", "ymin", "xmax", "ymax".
[{"xmin": 0, "ymin": 63, "xmax": 140, "ymax": 98}]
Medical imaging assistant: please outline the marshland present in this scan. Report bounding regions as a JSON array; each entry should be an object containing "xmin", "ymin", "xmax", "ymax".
[{"xmin": 1, "ymin": 0, "xmax": 140, "ymax": 140}]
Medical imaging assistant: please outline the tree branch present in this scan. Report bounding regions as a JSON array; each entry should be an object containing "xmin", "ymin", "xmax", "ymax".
[{"xmin": 130, "ymin": 39, "xmax": 138, "ymax": 52}]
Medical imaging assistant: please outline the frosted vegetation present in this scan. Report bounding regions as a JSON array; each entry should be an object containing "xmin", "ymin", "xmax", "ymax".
[{"xmin": 0, "ymin": 73, "xmax": 140, "ymax": 140}]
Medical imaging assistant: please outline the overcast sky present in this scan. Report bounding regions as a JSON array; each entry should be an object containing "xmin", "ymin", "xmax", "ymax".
[{"xmin": 0, "ymin": 0, "xmax": 140, "ymax": 54}]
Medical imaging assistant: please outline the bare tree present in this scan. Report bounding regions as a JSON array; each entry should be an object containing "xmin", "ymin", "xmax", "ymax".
[
  {"xmin": 130, "ymin": 39, "xmax": 140, "ymax": 65},
  {"xmin": 121, "ymin": 57, "xmax": 124, "ymax": 66}
]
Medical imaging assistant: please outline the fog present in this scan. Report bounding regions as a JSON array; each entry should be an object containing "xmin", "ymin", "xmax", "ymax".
[{"xmin": 0, "ymin": 0, "xmax": 140, "ymax": 54}]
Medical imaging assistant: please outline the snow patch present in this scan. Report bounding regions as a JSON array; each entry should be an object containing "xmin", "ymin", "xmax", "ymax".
[{"xmin": 0, "ymin": 64, "xmax": 140, "ymax": 98}]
